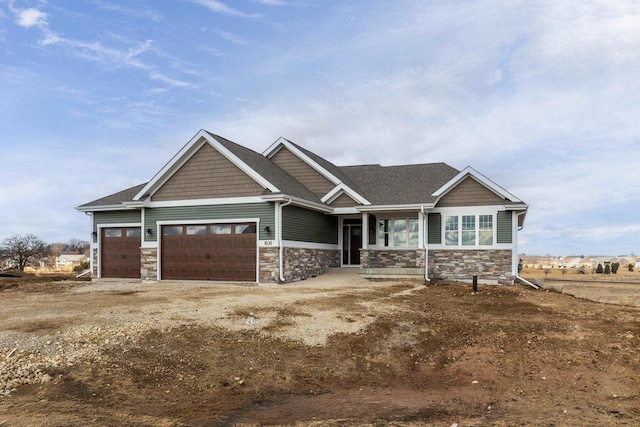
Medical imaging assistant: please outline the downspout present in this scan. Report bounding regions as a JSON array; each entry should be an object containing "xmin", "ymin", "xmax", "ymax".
[
  {"xmin": 278, "ymin": 198, "xmax": 293, "ymax": 283},
  {"xmin": 514, "ymin": 211, "xmax": 538, "ymax": 289},
  {"xmin": 421, "ymin": 206, "xmax": 429, "ymax": 283}
]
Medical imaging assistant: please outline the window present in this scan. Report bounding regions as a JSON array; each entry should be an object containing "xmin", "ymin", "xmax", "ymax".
[
  {"xmin": 479, "ymin": 215, "xmax": 493, "ymax": 245},
  {"xmin": 379, "ymin": 219, "xmax": 391, "ymax": 246},
  {"xmin": 445, "ymin": 216, "xmax": 458, "ymax": 246},
  {"xmin": 444, "ymin": 214, "xmax": 493, "ymax": 246},
  {"xmin": 462, "ymin": 215, "xmax": 475, "ymax": 246},
  {"xmin": 408, "ymin": 218, "xmax": 419, "ymax": 246},
  {"xmin": 378, "ymin": 218, "xmax": 419, "ymax": 248},
  {"xmin": 393, "ymin": 219, "xmax": 407, "ymax": 246}
]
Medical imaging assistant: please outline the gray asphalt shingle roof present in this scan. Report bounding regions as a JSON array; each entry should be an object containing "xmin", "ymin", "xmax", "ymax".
[
  {"xmin": 340, "ymin": 163, "xmax": 460, "ymax": 205},
  {"xmin": 78, "ymin": 134, "xmax": 475, "ymax": 209},
  {"xmin": 78, "ymin": 183, "xmax": 147, "ymax": 208}
]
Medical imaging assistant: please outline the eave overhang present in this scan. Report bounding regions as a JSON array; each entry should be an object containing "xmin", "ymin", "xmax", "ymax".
[
  {"xmin": 260, "ymin": 194, "xmax": 334, "ymax": 213},
  {"xmin": 75, "ymin": 204, "xmax": 134, "ymax": 213}
]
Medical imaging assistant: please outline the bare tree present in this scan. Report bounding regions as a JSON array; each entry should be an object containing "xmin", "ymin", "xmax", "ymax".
[
  {"xmin": 1, "ymin": 234, "xmax": 47, "ymax": 272},
  {"xmin": 65, "ymin": 238, "xmax": 90, "ymax": 255}
]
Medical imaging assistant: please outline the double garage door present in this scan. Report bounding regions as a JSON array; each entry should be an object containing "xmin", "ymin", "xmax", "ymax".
[{"xmin": 161, "ymin": 223, "xmax": 257, "ymax": 281}]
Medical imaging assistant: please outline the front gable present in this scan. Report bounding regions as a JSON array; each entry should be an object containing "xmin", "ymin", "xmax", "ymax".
[
  {"xmin": 328, "ymin": 191, "xmax": 362, "ymax": 208},
  {"xmin": 432, "ymin": 166, "xmax": 524, "ymax": 208},
  {"xmin": 435, "ymin": 176, "xmax": 506, "ymax": 207},
  {"xmin": 269, "ymin": 145, "xmax": 335, "ymax": 196},
  {"xmin": 133, "ymin": 130, "xmax": 279, "ymax": 203},
  {"xmin": 152, "ymin": 143, "xmax": 265, "ymax": 202}
]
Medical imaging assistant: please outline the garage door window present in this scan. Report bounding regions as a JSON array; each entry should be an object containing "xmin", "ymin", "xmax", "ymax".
[
  {"xmin": 105, "ymin": 229, "xmax": 122, "ymax": 238},
  {"xmin": 236, "ymin": 224, "xmax": 256, "ymax": 234},
  {"xmin": 126, "ymin": 228, "xmax": 141, "ymax": 237},
  {"xmin": 164, "ymin": 226, "xmax": 183, "ymax": 235},
  {"xmin": 211, "ymin": 225, "xmax": 232, "ymax": 234},
  {"xmin": 187, "ymin": 225, "xmax": 206, "ymax": 235}
]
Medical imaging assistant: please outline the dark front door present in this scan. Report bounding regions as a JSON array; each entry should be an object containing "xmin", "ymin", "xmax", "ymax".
[
  {"xmin": 342, "ymin": 223, "xmax": 362, "ymax": 266},
  {"xmin": 101, "ymin": 227, "xmax": 141, "ymax": 278}
]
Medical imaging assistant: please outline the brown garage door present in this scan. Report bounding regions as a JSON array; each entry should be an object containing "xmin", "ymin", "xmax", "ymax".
[
  {"xmin": 101, "ymin": 227, "xmax": 142, "ymax": 278},
  {"xmin": 161, "ymin": 223, "xmax": 257, "ymax": 281}
]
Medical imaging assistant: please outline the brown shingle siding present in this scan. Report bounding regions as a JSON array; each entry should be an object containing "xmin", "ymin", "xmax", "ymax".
[
  {"xmin": 153, "ymin": 143, "xmax": 264, "ymax": 201},
  {"xmin": 270, "ymin": 147, "xmax": 335, "ymax": 196},
  {"xmin": 435, "ymin": 177, "xmax": 506, "ymax": 207},
  {"xmin": 329, "ymin": 192, "xmax": 360, "ymax": 207}
]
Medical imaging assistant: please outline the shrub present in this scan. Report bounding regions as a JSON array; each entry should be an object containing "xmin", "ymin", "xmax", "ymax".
[
  {"xmin": 611, "ymin": 262, "xmax": 619, "ymax": 274},
  {"xmin": 604, "ymin": 264, "xmax": 611, "ymax": 274},
  {"xmin": 629, "ymin": 264, "xmax": 635, "ymax": 272},
  {"xmin": 596, "ymin": 263, "xmax": 603, "ymax": 274}
]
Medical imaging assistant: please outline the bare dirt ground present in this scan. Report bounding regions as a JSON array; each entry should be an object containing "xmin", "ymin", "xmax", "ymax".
[{"xmin": 1, "ymin": 270, "xmax": 639, "ymax": 426}]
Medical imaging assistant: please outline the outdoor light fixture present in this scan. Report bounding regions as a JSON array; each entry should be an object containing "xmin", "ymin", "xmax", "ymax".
[
  {"xmin": 145, "ymin": 228, "xmax": 153, "ymax": 236},
  {"xmin": 91, "ymin": 231, "xmax": 97, "ymax": 238},
  {"xmin": 264, "ymin": 226, "xmax": 271, "ymax": 233}
]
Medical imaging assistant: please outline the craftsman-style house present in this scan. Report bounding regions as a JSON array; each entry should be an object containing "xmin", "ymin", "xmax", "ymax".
[{"xmin": 77, "ymin": 130, "xmax": 528, "ymax": 284}]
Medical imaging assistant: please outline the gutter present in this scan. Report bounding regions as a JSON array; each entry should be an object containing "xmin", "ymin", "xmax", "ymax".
[
  {"xmin": 278, "ymin": 198, "xmax": 293, "ymax": 283},
  {"xmin": 517, "ymin": 210, "xmax": 527, "ymax": 231}
]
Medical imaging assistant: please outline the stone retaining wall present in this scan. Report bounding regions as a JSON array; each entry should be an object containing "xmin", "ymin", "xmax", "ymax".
[
  {"xmin": 283, "ymin": 247, "xmax": 340, "ymax": 282},
  {"xmin": 428, "ymin": 249, "xmax": 514, "ymax": 284},
  {"xmin": 360, "ymin": 249, "xmax": 425, "ymax": 269}
]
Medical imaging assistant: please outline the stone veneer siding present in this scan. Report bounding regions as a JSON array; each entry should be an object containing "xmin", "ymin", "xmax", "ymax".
[
  {"xmin": 282, "ymin": 247, "xmax": 340, "ymax": 282},
  {"xmin": 91, "ymin": 247, "xmax": 98, "ymax": 278},
  {"xmin": 360, "ymin": 249, "xmax": 425, "ymax": 269},
  {"xmin": 428, "ymin": 249, "xmax": 514, "ymax": 285},
  {"xmin": 259, "ymin": 247, "xmax": 279, "ymax": 283},
  {"xmin": 141, "ymin": 248, "xmax": 158, "ymax": 281}
]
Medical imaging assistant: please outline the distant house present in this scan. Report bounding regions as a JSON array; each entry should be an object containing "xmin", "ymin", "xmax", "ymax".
[
  {"xmin": 56, "ymin": 254, "xmax": 88, "ymax": 267},
  {"xmin": 76, "ymin": 129, "xmax": 528, "ymax": 284}
]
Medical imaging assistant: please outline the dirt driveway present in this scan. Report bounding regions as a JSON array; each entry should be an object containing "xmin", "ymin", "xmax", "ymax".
[{"xmin": 1, "ymin": 270, "xmax": 639, "ymax": 426}]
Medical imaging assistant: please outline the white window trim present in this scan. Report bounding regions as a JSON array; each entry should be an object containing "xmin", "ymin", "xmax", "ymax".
[
  {"xmin": 428, "ymin": 206, "xmax": 514, "ymax": 250},
  {"xmin": 444, "ymin": 213, "xmax": 494, "ymax": 247},
  {"xmin": 374, "ymin": 216, "xmax": 420, "ymax": 249}
]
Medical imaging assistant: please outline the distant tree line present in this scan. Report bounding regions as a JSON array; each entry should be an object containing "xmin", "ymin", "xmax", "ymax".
[{"xmin": 0, "ymin": 234, "xmax": 89, "ymax": 272}]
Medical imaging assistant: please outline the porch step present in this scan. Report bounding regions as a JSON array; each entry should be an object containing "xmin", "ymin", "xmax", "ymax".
[{"xmin": 360, "ymin": 268, "xmax": 424, "ymax": 280}]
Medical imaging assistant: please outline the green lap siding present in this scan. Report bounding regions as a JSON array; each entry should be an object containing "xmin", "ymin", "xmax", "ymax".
[
  {"xmin": 282, "ymin": 205, "xmax": 338, "ymax": 244},
  {"xmin": 427, "ymin": 213, "xmax": 442, "ymax": 244},
  {"xmin": 144, "ymin": 203, "xmax": 275, "ymax": 242},
  {"xmin": 497, "ymin": 211, "xmax": 513, "ymax": 244},
  {"xmin": 93, "ymin": 210, "xmax": 142, "ymax": 243}
]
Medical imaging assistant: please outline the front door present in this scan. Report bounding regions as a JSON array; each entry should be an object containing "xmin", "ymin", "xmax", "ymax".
[{"xmin": 342, "ymin": 223, "xmax": 362, "ymax": 266}]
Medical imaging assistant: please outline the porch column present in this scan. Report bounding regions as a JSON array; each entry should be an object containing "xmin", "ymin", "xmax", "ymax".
[{"xmin": 361, "ymin": 212, "xmax": 368, "ymax": 249}]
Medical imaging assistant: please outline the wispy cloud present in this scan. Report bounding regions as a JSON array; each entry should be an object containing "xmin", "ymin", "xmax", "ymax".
[
  {"xmin": 90, "ymin": 1, "xmax": 163, "ymax": 22},
  {"xmin": 253, "ymin": 0, "xmax": 287, "ymax": 6},
  {"xmin": 214, "ymin": 28, "xmax": 249, "ymax": 45},
  {"xmin": 149, "ymin": 72, "xmax": 193, "ymax": 88},
  {"xmin": 186, "ymin": 0, "xmax": 261, "ymax": 19}
]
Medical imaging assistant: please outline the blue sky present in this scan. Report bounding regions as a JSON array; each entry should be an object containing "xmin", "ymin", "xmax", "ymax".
[{"xmin": 1, "ymin": 0, "xmax": 639, "ymax": 256}]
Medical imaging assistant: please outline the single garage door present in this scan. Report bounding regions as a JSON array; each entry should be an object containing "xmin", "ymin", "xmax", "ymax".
[
  {"xmin": 101, "ymin": 227, "xmax": 142, "ymax": 278},
  {"xmin": 161, "ymin": 223, "xmax": 257, "ymax": 281}
]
